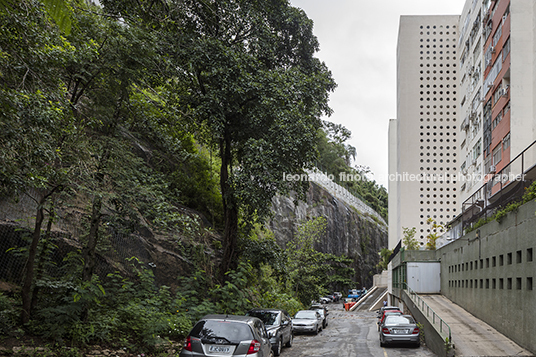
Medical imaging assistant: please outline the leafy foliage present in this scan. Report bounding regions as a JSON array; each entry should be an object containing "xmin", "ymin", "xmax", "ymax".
[
  {"xmin": 285, "ymin": 217, "xmax": 355, "ymax": 305},
  {"xmin": 0, "ymin": 0, "xmax": 362, "ymax": 351},
  {"xmin": 26, "ymin": 259, "xmax": 193, "ymax": 350},
  {"xmin": 425, "ymin": 218, "xmax": 444, "ymax": 250},
  {"xmin": 467, "ymin": 181, "xmax": 536, "ymax": 232},
  {"xmin": 376, "ymin": 248, "xmax": 393, "ymax": 271},
  {"xmin": 402, "ymin": 227, "xmax": 419, "ymax": 250},
  {"xmin": 316, "ymin": 125, "xmax": 388, "ymax": 220},
  {"xmin": 0, "ymin": 292, "xmax": 17, "ymax": 335}
]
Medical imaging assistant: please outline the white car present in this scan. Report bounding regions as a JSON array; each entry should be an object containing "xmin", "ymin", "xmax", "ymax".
[
  {"xmin": 319, "ymin": 297, "xmax": 331, "ymax": 304},
  {"xmin": 292, "ymin": 310, "xmax": 322, "ymax": 335}
]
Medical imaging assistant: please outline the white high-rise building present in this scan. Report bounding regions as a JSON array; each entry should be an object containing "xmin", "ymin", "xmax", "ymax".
[
  {"xmin": 389, "ymin": 15, "xmax": 460, "ymax": 249},
  {"xmin": 390, "ymin": 0, "xmax": 536, "ymax": 249}
]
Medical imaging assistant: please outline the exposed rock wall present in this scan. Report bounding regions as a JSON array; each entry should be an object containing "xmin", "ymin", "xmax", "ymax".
[{"xmin": 269, "ymin": 182, "xmax": 388, "ymax": 288}]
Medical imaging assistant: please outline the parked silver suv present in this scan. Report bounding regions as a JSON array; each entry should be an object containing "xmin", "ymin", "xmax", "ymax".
[
  {"xmin": 180, "ymin": 314, "xmax": 274, "ymax": 357},
  {"xmin": 246, "ymin": 309, "xmax": 293, "ymax": 356}
]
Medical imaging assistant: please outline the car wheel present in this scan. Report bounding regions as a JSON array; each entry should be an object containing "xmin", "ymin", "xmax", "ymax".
[
  {"xmin": 274, "ymin": 337, "xmax": 282, "ymax": 356},
  {"xmin": 285, "ymin": 333, "xmax": 293, "ymax": 347}
]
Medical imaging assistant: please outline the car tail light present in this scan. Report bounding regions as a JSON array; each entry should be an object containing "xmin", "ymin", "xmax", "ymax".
[
  {"xmin": 247, "ymin": 340, "xmax": 261, "ymax": 354},
  {"xmin": 412, "ymin": 327, "xmax": 420, "ymax": 334},
  {"xmin": 381, "ymin": 327, "xmax": 390, "ymax": 334},
  {"xmin": 184, "ymin": 336, "xmax": 192, "ymax": 351}
]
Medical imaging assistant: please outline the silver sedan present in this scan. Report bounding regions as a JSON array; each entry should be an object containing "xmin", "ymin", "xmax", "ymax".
[
  {"xmin": 292, "ymin": 310, "xmax": 322, "ymax": 335},
  {"xmin": 379, "ymin": 315, "xmax": 421, "ymax": 347}
]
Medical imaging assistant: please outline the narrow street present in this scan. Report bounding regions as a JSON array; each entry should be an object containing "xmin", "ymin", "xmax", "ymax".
[{"xmin": 281, "ymin": 303, "xmax": 437, "ymax": 357}]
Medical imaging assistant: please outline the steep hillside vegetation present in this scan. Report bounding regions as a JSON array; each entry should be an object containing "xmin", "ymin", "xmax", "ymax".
[
  {"xmin": 0, "ymin": 0, "xmax": 388, "ymax": 354},
  {"xmin": 270, "ymin": 182, "xmax": 388, "ymax": 289}
]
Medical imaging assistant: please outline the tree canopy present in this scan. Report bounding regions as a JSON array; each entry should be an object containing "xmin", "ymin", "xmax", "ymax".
[{"xmin": 315, "ymin": 123, "xmax": 388, "ymax": 220}]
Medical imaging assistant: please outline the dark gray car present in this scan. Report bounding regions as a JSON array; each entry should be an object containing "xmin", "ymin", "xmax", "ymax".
[
  {"xmin": 246, "ymin": 309, "xmax": 293, "ymax": 356},
  {"xmin": 180, "ymin": 314, "xmax": 274, "ymax": 357}
]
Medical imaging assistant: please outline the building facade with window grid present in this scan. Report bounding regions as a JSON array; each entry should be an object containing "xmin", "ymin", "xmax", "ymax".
[
  {"xmin": 390, "ymin": 0, "xmax": 536, "ymax": 249},
  {"xmin": 389, "ymin": 15, "xmax": 460, "ymax": 249}
]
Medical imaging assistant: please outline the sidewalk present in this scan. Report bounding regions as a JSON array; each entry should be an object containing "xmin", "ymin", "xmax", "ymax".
[{"xmin": 420, "ymin": 295, "xmax": 533, "ymax": 356}]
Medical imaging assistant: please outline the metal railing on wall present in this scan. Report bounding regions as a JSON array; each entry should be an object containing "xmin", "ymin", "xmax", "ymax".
[
  {"xmin": 461, "ymin": 139, "xmax": 536, "ymax": 230},
  {"xmin": 395, "ymin": 282, "xmax": 452, "ymax": 342}
]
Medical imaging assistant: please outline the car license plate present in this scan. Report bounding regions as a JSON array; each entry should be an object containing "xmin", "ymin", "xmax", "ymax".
[
  {"xmin": 393, "ymin": 329, "xmax": 408, "ymax": 334},
  {"xmin": 208, "ymin": 345, "xmax": 231, "ymax": 354}
]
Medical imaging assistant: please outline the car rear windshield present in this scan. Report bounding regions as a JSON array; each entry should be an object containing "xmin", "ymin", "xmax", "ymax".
[
  {"xmin": 190, "ymin": 320, "xmax": 254, "ymax": 342},
  {"xmin": 310, "ymin": 309, "xmax": 325, "ymax": 317},
  {"xmin": 247, "ymin": 311, "xmax": 278, "ymax": 326},
  {"xmin": 384, "ymin": 316, "xmax": 415, "ymax": 325},
  {"xmin": 294, "ymin": 311, "xmax": 317, "ymax": 319}
]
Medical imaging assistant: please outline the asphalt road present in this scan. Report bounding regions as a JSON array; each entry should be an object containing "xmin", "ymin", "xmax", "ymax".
[{"xmin": 281, "ymin": 303, "xmax": 438, "ymax": 357}]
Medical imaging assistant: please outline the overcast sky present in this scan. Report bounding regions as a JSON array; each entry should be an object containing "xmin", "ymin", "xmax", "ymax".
[{"xmin": 289, "ymin": 0, "xmax": 467, "ymax": 189}]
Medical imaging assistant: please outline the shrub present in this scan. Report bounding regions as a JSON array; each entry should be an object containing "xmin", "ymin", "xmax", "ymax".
[{"xmin": 0, "ymin": 292, "xmax": 17, "ymax": 335}]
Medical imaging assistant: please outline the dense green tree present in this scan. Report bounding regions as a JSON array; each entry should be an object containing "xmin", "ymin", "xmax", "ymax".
[
  {"xmin": 0, "ymin": 0, "xmax": 353, "ymax": 346},
  {"xmin": 285, "ymin": 217, "xmax": 327, "ymax": 305},
  {"xmin": 102, "ymin": 0, "xmax": 337, "ymax": 279},
  {"xmin": 315, "ymin": 124, "xmax": 388, "ymax": 220},
  {"xmin": 376, "ymin": 248, "xmax": 393, "ymax": 271},
  {"xmin": 0, "ymin": 1, "xmax": 84, "ymax": 323},
  {"xmin": 284, "ymin": 217, "xmax": 354, "ymax": 305}
]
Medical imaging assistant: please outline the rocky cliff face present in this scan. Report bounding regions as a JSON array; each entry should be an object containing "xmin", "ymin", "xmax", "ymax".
[
  {"xmin": 269, "ymin": 182, "xmax": 388, "ymax": 288},
  {"xmin": 0, "ymin": 182, "xmax": 387, "ymax": 291}
]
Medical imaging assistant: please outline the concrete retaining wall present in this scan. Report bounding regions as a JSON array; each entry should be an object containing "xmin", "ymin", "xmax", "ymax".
[{"xmin": 439, "ymin": 199, "xmax": 536, "ymax": 354}]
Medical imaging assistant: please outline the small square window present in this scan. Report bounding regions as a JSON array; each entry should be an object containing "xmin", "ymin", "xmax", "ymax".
[
  {"xmin": 492, "ymin": 279, "xmax": 496, "ymax": 289},
  {"xmin": 507, "ymin": 278, "xmax": 512, "ymax": 290},
  {"xmin": 528, "ymin": 248, "xmax": 533, "ymax": 262},
  {"xmin": 499, "ymin": 278, "xmax": 504, "ymax": 289},
  {"xmin": 507, "ymin": 253, "xmax": 512, "ymax": 265},
  {"xmin": 516, "ymin": 278, "xmax": 522, "ymax": 290},
  {"xmin": 517, "ymin": 250, "xmax": 522, "ymax": 263},
  {"xmin": 486, "ymin": 258, "xmax": 490, "ymax": 268},
  {"xmin": 527, "ymin": 277, "xmax": 533, "ymax": 291},
  {"xmin": 492, "ymin": 256, "xmax": 496, "ymax": 267},
  {"xmin": 499, "ymin": 255, "xmax": 504, "ymax": 266}
]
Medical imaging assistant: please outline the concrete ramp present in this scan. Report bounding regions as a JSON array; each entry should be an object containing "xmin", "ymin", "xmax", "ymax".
[
  {"xmin": 420, "ymin": 294, "xmax": 533, "ymax": 357},
  {"xmin": 353, "ymin": 287, "xmax": 387, "ymax": 311}
]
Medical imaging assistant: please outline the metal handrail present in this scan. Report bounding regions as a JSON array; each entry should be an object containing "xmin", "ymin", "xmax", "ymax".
[
  {"xmin": 461, "ymin": 138, "xmax": 536, "ymax": 229},
  {"xmin": 396, "ymin": 282, "xmax": 452, "ymax": 342}
]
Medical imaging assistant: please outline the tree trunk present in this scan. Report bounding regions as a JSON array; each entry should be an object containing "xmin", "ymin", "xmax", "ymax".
[
  {"xmin": 30, "ymin": 203, "xmax": 55, "ymax": 314},
  {"xmin": 21, "ymin": 195, "xmax": 46, "ymax": 324},
  {"xmin": 219, "ymin": 127, "xmax": 239, "ymax": 282},
  {"xmin": 82, "ymin": 149, "xmax": 108, "ymax": 283},
  {"xmin": 82, "ymin": 195, "xmax": 102, "ymax": 282}
]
